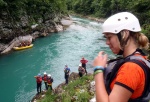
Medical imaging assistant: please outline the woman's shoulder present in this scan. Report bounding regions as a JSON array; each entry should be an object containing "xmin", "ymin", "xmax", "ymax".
[
  {"xmin": 117, "ymin": 62, "xmax": 145, "ymax": 81},
  {"xmin": 120, "ymin": 62, "xmax": 145, "ymax": 73}
]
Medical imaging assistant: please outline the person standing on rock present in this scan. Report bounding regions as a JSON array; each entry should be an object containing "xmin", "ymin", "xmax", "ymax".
[
  {"xmin": 47, "ymin": 74, "xmax": 53, "ymax": 90},
  {"xmin": 34, "ymin": 73, "xmax": 42, "ymax": 94},
  {"xmin": 42, "ymin": 72, "xmax": 48, "ymax": 90},
  {"xmin": 80, "ymin": 57, "xmax": 88, "ymax": 75},
  {"xmin": 78, "ymin": 64, "xmax": 85, "ymax": 77},
  {"xmin": 64, "ymin": 64, "xmax": 70, "ymax": 84}
]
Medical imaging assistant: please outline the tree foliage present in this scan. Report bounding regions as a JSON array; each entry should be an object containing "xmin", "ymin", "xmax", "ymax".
[
  {"xmin": 66, "ymin": 0, "xmax": 150, "ymax": 38},
  {"xmin": 0, "ymin": 0, "xmax": 68, "ymax": 43},
  {"xmin": 0, "ymin": 0, "xmax": 67, "ymax": 24},
  {"xmin": 66, "ymin": 0, "xmax": 150, "ymax": 23},
  {"xmin": 1, "ymin": 0, "xmax": 150, "ymax": 42}
]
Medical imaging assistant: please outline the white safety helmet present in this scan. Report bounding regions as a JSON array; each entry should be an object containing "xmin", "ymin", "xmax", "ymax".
[
  {"xmin": 44, "ymin": 72, "xmax": 47, "ymax": 75},
  {"xmin": 102, "ymin": 12, "xmax": 141, "ymax": 34},
  {"xmin": 79, "ymin": 64, "xmax": 82, "ymax": 67},
  {"xmin": 48, "ymin": 74, "xmax": 51, "ymax": 77}
]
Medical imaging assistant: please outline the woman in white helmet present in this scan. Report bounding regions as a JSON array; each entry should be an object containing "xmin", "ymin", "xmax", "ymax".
[{"xmin": 93, "ymin": 12, "xmax": 149, "ymax": 102}]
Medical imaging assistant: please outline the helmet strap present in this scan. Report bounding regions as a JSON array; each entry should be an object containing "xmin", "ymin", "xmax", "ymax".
[
  {"xmin": 117, "ymin": 32, "xmax": 124, "ymax": 55},
  {"xmin": 117, "ymin": 49, "xmax": 124, "ymax": 55},
  {"xmin": 117, "ymin": 32, "xmax": 122, "ymax": 42}
]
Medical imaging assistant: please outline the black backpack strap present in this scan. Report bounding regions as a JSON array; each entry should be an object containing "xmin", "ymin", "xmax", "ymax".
[
  {"xmin": 128, "ymin": 59, "xmax": 150, "ymax": 102},
  {"xmin": 105, "ymin": 58, "xmax": 126, "ymax": 94}
]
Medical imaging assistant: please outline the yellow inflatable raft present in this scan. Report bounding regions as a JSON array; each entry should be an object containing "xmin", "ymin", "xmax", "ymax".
[{"xmin": 13, "ymin": 44, "xmax": 33, "ymax": 50}]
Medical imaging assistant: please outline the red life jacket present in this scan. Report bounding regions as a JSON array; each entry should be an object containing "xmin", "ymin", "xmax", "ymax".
[
  {"xmin": 36, "ymin": 76, "xmax": 42, "ymax": 83},
  {"xmin": 80, "ymin": 59, "xmax": 88, "ymax": 64},
  {"xmin": 47, "ymin": 78, "xmax": 53, "ymax": 85},
  {"xmin": 43, "ymin": 75, "xmax": 48, "ymax": 82}
]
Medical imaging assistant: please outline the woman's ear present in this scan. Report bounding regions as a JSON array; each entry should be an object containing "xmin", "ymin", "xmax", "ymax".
[{"xmin": 121, "ymin": 30, "xmax": 129, "ymax": 40}]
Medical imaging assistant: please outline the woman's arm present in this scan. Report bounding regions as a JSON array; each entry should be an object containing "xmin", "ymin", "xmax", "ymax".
[{"xmin": 95, "ymin": 73, "xmax": 109, "ymax": 102}]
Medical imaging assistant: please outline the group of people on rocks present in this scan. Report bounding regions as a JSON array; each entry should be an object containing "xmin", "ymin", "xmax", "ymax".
[
  {"xmin": 34, "ymin": 57, "xmax": 88, "ymax": 94},
  {"xmin": 34, "ymin": 72, "xmax": 53, "ymax": 94}
]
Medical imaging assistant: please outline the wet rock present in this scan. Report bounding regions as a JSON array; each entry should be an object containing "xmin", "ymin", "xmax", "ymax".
[
  {"xmin": 55, "ymin": 25, "xmax": 63, "ymax": 32},
  {"xmin": 61, "ymin": 19, "xmax": 73, "ymax": 26}
]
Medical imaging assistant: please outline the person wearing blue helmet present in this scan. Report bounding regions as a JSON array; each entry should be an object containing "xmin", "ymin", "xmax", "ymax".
[{"xmin": 34, "ymin": 73, "xmax": 42, "ymax": 94}]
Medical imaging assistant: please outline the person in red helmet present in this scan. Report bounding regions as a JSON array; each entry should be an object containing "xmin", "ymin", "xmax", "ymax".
[
  {"xmin": 42, "ymin": 72, "xmax": 48, "ymax": 90},
  {"xmin": 80, "ymin": 57, "xmax": 88, "ymax": 75},
  {"xmin": 34, "ymin": 73, "xmax": 42, "ymax": 94}
]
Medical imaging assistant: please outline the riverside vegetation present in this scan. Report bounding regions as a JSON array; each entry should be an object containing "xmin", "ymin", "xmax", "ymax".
[{"xmin": 31, "ymin": 72, "xmax": 95, "ymax": 102}]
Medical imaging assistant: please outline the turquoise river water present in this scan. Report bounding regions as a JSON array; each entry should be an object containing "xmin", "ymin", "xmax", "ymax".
[{"xmin": 0, "ymin": 16, "xmax": 115, "ymax": 102}]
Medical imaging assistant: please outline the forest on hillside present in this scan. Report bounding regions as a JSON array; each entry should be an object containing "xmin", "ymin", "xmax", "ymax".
[
  {"xmin": 0, "ymin": 0, "xmax": 67, "ymax": 43},
  {"xmin": 0, "ymin": 0, "xmax": 150, "ymax": 43},
  {"xmin": 66, "ymin": 0, "xmax": 150, "ymax": 39}
]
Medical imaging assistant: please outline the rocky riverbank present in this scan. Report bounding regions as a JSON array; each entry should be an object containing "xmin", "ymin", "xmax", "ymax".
[
  {"xmin": 0, "ymin": 14, "xmax": 105, "ymax": 55},
  {"xmin": 0, "ymin": 16, "xmax": 73, "ymax": 55},
  {"xmin": 31, "ymin": 72, "xmax": 96, "ymax": 102}
]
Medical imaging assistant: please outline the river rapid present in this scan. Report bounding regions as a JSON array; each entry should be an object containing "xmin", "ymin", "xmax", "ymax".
[{"xmin": 0, "ymin": 16, "xmax": 115, "ymax": 102}]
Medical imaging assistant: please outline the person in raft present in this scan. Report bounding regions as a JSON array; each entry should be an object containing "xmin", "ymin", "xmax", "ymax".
[
  {"xmin": 42, "ymin": 72, "xmax": 48, "ymax": 90},
  {"xmin": 93, "ymin": 12, "xmax": 150, "ymax": 102},
  {"xmin": 34, "ymin": 73, "xmax": 42, "ymax": 94},
  {"xmin": 80, "ymin": 57, "xmax": 88, "ymax": 75},
  {"xmin": 78, "ymin": 64, "xmax": 85, "ymax": 77},
  {"xmin": 64, "ymin": 64, "xmax": 70, "ymax": 84}
]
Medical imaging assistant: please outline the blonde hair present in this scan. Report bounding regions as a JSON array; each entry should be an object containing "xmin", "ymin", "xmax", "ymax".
[
  {"xmin": 131, "ymin": 32, "xmax": 149, "ymax": 50},
  {"xmin": 118, "ymin": 31, "xmax": 149, "ymax": 50}
]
